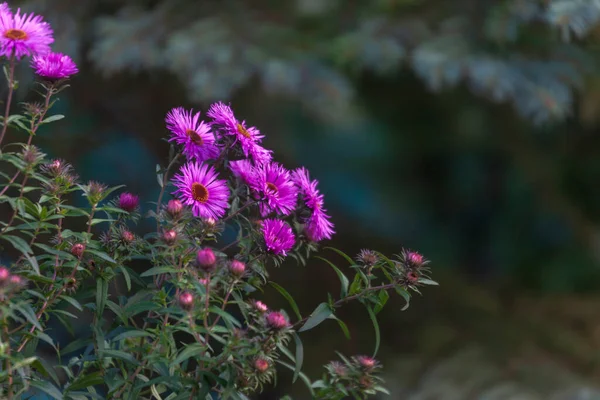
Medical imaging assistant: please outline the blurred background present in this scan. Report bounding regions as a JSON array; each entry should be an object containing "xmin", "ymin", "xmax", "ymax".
[{"xmin": 7, "ymin": 0, "xmax": 600, "ymax": 398}]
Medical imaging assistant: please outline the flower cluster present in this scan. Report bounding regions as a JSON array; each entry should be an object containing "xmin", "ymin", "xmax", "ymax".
[{"xmin": 314, "ymin": 355, "xmax": 386, "ymax": 399}]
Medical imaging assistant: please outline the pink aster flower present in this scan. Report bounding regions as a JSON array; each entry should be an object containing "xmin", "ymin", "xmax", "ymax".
[
  {"xmin": 0, "ymin": 6, "xmax": 53, "ymax": 59},
  {"xmin": 166, "ymin": 107, "xmax": 219, "ymax": 162},
  {"xmin": 266, "ymin": 311, "xmax": 289, "ymax": 330},
  {"xmin": 262, "ymin": 219, "xmax": 295, "ymax": 256},
  {"xmin": 207, "ymin": 102, "xmax": 272, "ymax": 164},
  {"xmin": 118, "ymin": 192, "xmax": 139, "ymax": 212},
  {"xmin": 251, "ymin": 162, "xmax": 298, "ymax": 216},
  {"xmin": 305, "ymin": 209, "xmax": 335, "ymax": 242},
  {"xmin": 293, "ymin": 167, "xmax": 335, "ymax": 242},
  {"xmin": 31, "ymin": 52, "xmax": 78, "ymax": 80},
  {"xmin": 172, "ymin": 161, "xmax": 230, "ymax": 220},
  {"xmin": 229, "ymin": 159, "xmax": 255, "ymax": 185}
]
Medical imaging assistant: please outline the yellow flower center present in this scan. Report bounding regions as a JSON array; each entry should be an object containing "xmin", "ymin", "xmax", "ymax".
[
  {"xmin": 191, "ymin": 182, "xmax": 209, "ymax": 203},
  {"xmin": 236, "ymin": 123, "xmax": 252, "ymax": 139},
  {"xmin": 4, "ymin": 29, "xmax": 27, "ymax": 40},
  {"xmin": 186, "ymin": 129, "xmax": 203, "ymax": 145}
]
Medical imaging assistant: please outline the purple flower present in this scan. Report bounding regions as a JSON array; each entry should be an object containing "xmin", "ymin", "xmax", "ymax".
[
  {"xmin": 305, "ymin": 209, "xmax": 335, "ymax": 242},
  {"xmin": 0, "ymin": 5, "xmax": 53, "ymax": 59},
  {"xmin": 31, "ymin": 52, "xmax": 78, "ymax": 80},
  {"xmin": 207, "ymin": 102, "xmax": 272, "ymax": 164},
  {"xmin": 266, "ymin": 311, "xmax": 289, "ymax": 329},
  {"xmin": 229, "ymin": 159, "xmax": 255, "ymax": 185},
  {"xmin": 262, "ymin": 219, "xmax": 295, "ymax": 256},
  {"xmin": 251, "ymin": 163, "xmax": 298, "ymax": 216},
  {"xmin": 172, "ymin": 161, "xmax": 229, "ymax": 220},
  {"xmin": 293, "ymin": 167, "xmax": 334, "ymax": 242},
  {"xmin": 166, "ymin": 107, "xmax": 219, "ymax": 162},
  {"xmin": 118, "ymin": 192, "xmax": 139, "ymax": 212}
]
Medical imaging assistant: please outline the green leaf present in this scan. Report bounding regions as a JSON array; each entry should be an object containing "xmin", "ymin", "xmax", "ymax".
[
  {"xmin": 117, "ymin": 265, "xmax": 132, "ymax": 291},
  {"xmin": 14, "ymin": 302, "xmax": 42, "ymax": 330},
  {"xmin": 395, "ymin": 287, "xmax": 411, "ymax": 311},
  {"xmin": 24, "ymin": 252, "xmax": 40, "ymax": 275},
  {"xmin": 298, "ymin": 303, "xmax": 332, "ymax": 332},
  {"xmin": 102, "ymin": 349, "xmax": 139, "ymax": 366},
  {"xmin": 292, "ymin": 332, "xmax": 303, "ymax": 384},
  {"xmin": 171, "ymin": 343, "xmax": 208, "ymax": 367},
  {"xmin": 373, "ymin": 289, "xmax": 389, "ymax": 314},
  {"xmin": 60, "ymin": 338, "xmax": 90, "ymax": 355},
  {"xmin": 418, "ymin": 278, "xmax": 439, "ymax": 286},
  {"xmin": 87, "ymin": 249, "xmax": 116, "ymax": 264},
  {"xmin": 96, "ymin": 278, "xmax": 108, "ymax": 318},
  {"xmin": 30, "ymin": 379, "xmax": 63, "ymax": 399},
  {"xmin": 1, "ymin": 234, "xmax": 32, "ymax": 255},
  {"xmin": 156, "ymin": 164, "xmax": 163, "ymax": 188},
  {"xmin": 324, "ymin": 247, "xmax": 355, "ymax": 266},
  {"xmin": 67, "ymin": 371, "xmax": 105, "ymax": 392},
  {"xmin": 365, "ymin": 305, "xmax": 380, "ymax": 357},
  {"xmin": 41, "ymin": 114, "xmax": 65, "ymax": 124},
  {"xmin": 269, "ymin": 281, "xmax": 302, "ymax": 320},
  {"xmin": 59, "ymin": 295, "xmax": 83, "ymax": 312},
  {"xmin": 140, "ymin": 266, "xmax": 177, "ymax": 277},
  {"xmin": 209, "ymin": 305, "xmax": 241, "ymax": 328},
  {"xmin": 113, "ymin": 330, "xmax": 153, "ymax": 342},
  {"xmin": 315, "ymin": 256, "xmax": 349, "ymax": 298},
  {"xmin": 329, "ymin": 315, "xmax": 351, "ymax": 340},
  {"xmin": 349, "ymin": 273, "xmax": 363, "ymax": 295},
  {"xmin": 276, "ymin": 360, "xmax": 314, "ymax": 396}
]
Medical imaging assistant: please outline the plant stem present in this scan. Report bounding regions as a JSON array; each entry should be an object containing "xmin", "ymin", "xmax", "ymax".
[
  {"xmin": 0, "ymin": 55, "xmax": 16, "ymax": 147},
  {"xmin": 155, "ymin": 153, "xmax": 180, "ymax": 230},
  {"xmin": 0, "ymin": 170, "xmax": 20, "ymax": 196}
]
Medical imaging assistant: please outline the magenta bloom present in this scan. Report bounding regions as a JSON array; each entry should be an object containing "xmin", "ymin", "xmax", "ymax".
[
  {"xmin": 229, "ymin": 159, "xmax": 255, "ymax": 185},
  {"xmin": 251, "ymin": 163, "xmax": 298, "ymax": 216},
  {"xmin": 31, "ymin": 52, "xmax": 78, "ymax": 79},
  {"xmin": 166, "ymin": 107, "xmax": 219, "ymax": 162},
  {"xmin": 207, "ymin": 102, "xmax": 272, "ymax": 164},
  {"xmin": 266, "ymin": 311, "xmax": 289, "ymax": 330},
  {"xmin": 293, "ymin": 168, "xmax": 334, "ymax": 242},
  {"xmin": 262, "ymin": 219, "xmax": 295, "ymax": 256},
  {"xmin": 118, "ymin": 192, "xmax": 139, "ymax": 212},
  {"xmin": 0, "ymin": 6, "xmax": 53, "ymax": 59},
  {"xmin": 172, "ymin": 161, "xmax": 230, "ymax": 220}
]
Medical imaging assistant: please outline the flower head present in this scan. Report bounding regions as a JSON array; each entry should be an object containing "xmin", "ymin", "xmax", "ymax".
[
  {"xmin": 252, "ymin": 163, "xmax": 298, "ymax": 216},
  {"xmin": 0, "ymin": 266, "xmax": 9, "ymax": 283},
  {"xmin": 118, "ymin": 192, "xmax": 139, "ymax": 212},
  {"xmin": 355, "ymin": 355, "xmax": 379, "ymax": 371},
  {"xmin": 266, "ymin": 311, "xmax": 288, "ymax": 330},
  {"xmin": 229, "ymin": 260, "xmax": 246, "ymax": 277},
  {"xmin": 70, "ymin": 243, "xmax": 85, "ymax": 258},
  {"xmin": 356, "ymin": 249, "xmax": 379, "ymax": 267},
  {"xmin": 406, "ymin": 251, "xmax": 424, "ymax": 267},
  {"xmin": 166, "ymin": 107, "xmax": 219, "ymax": 162},
  {"xmin": 166, "ymin": 199, "xmax": 183, "ymax": 218},
  {"xmin": 162, "ymin": 230, "xmax": 177, "ymax": 245},
  {"xmin": 172, "ymin": 161, "xmax": 230, "ymax": 220},
  {"xmin": 31, "ymin": 52, "xmax": 78, "ymax": 80},
  {"xmin": 252, "ymin": 300, "xmax": 268, "ymax": 313},
  {"xmin": 229, "ymin": 159, "xmax": 255, "ymax": 185},
  {"xmin": 0, "ymin": 6, "xmax": 53, "ymax": 59},
  {"xmin": 179, "ymin": 292, "xmax": 194, "ymax": 310},
  {"xmin": 207, "ymin": 102, "xmax": 272, "ymax": 164},
  {"xmin": 293, "ymin": 167, "xmax": 334, "ymax": 242},
  {"xmin": 121, "ymin": 230, "xmax": 135, "ymax": 244},
  {"xmin": 254, "ymin": 358, "xmax": 270, "ymax": 373},
  {"xmin": 262, "ymin": 219, "xmax": 295, "ymax": 256}
]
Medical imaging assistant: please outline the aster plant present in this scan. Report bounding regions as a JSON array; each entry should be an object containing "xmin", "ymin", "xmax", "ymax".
[{"xmin": 0, "ymin": 2, "xmax": 436, "ymax": 399}]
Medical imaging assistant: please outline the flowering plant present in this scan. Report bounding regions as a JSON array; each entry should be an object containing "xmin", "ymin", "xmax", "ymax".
[{"xmin": 0, "ymin": 2, "xmax": 436, "ymax": 399}]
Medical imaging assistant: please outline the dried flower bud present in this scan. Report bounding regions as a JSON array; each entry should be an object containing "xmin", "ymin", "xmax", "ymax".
[
  {"xmin": 0, "ymin": 267, "xmax": 9, "ymax": 283},
  {"xmin": 252, "ymin": 300, "xmax": 268, "ymax": 313},
  {"xmin": 406, "ymin": 271, "xmax": 419, "ymax": 284},
  {"xmin": 179, "ymin": 292, "xmax": 194, "ymax": 310},
  {"xmin": 162, "ymin": 230, "xmax": 177, "ymax": 245},
  {"xmin": 356, "ymin": 249, "xmax": 378, "ymax": 267},
  {"xmin": 197, "ymin": 248, "xmax": 216, "ymax": 272},
  {"xmin": 167, "ymin": 199, "xmax": 183, "ymax": 218},
  {"xmin": 406, "ymin": 251, "xmax": 424, "ymax": 267},
  {"xmin": 22, "ymin": 145, "xmax": 42, "ymax": 166},
  {"xmin": 254, "ymin": 358, "xmax": 270, "ymax": 373},
  {"xmin": 70, "ymin": 243, "xmax": 85, "ymax": 258},
  {"xmin": 84, "ymin": 181, "xmax": 107, "ymax": 206},
  {"xmin": 359, "ymin": 376, "xmax": 373, "ymax": 389},
  {"xmin": 118, "ymin": 192, "xmax": 139, "ymax": 212},
  {"xmin": 229, "ymin": 260, "xmax": 245, "ymax": 277},
  {"xmin": 64, "ymin": 277, "xmax": 78, "ymax": 293},
  {"xmin": 266, "ymin": 311, "xmax": 288, "ymax": 330},
  {"xmin": 121, "ymin": 230, "xmax": 135, "ymax": 244},
  {"xmin": 329, "ymin": 361, "xmax": 348, "ymax": 377}
]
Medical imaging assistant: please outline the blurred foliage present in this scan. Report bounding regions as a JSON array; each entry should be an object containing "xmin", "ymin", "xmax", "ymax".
[{"xmin": 8, "ymin": 0, "xmax": 600, "ymax": 294}]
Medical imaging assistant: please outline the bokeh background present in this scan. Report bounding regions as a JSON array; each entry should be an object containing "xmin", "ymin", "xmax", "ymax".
[{"xmin": 7, "ymin": 0, "xmax": 600, "ymax": 398}]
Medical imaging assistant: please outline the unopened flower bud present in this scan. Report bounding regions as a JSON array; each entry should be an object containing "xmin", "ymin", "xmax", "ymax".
[
  {"xmin": 167, "ymin": 199, "xmax": 183, "ymax": 218},
  {"xmin": 0, "ymin": 267, "xmax": 9, "ymax": 283},
  {"xmin": 266, "ymin": 311, "xmax": 288, "ymax": 330},
  {"xmin": 203, "ymin": 217, "xmax": 216, "ymax": 228},
  {"xmin": 252, "ymin": 300, "xmax": 268, "ymax": 313},
  {"xmin": 357, "ymin": 249, "xmax": 378, "ymax": 267},
  {"xmin": 85, "ymin": 181, "xmax": 107, "ymax": 205},
  {"xmin": 9, "ymin": 275, "xmax": 23, "ymax": 287},
  {"xmin": 356, "ymin": 355, "xmax": 377, "ymax": 371},
  {"xmin": 229, "ymin": 260, "xmax": 245, "ymax": 277},
  {"xmin": 64, "ymin": 277, "xmax": 78, "ymax": 293},
  {"xmin": 162, "ymin": 230, "xmax": 177, "ymax": 245},
  {"xmin": 118, "ymin": 192, "xmax": 139, "ymax": 212},
  {"xmin": 121, "ymin": 230, "xmax": 135, "ymax": 243},
  {"xmin": 406, "ymin": 251, "xmax": 424, "ymax": 267},
  {"xmin": 71, "ymin": 243, "xmax": 85, "ymax": 258},
  {"xmin": 254, "ymin": 358, "xmax": 270, "ymax": 373},
  {"xmin": 197, "ymin": 248, "xmax": 216, "ymax": 272},
  {"xmin": 199, "ymin": 277, "xmax": 209, "ymax": 286},
  {"xmin": 179, "ymin": 292, "xmax": 194, "ymax": 310}
]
